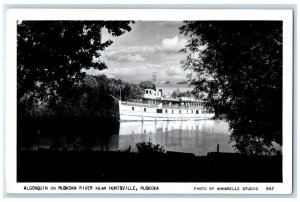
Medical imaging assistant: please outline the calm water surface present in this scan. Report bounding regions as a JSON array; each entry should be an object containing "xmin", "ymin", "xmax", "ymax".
[
  {"xmin": 28, "ymin": 120, "xmax": 235, "ymax": 156},
  {"xmin": 118, "ymin": 120, "xmax": 234, "ymax": 156}
]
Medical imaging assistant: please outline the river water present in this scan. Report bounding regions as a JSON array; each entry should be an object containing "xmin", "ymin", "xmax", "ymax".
[
  {"xmin": 26, "ymin": 119, "xmax": 235, "ymax": 156},
  {"xmin": 118, "ymin": 120, "xmax": 235, "ymax": 156}
]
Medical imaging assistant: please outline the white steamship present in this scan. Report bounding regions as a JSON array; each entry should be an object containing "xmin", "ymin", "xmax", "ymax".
[{"xmin": 114, "ymin": 88, "xmax": 215, "ymax": 121}]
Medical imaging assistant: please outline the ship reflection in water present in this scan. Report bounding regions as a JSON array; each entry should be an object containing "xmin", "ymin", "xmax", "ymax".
[
  {"xmin": 26, "ymin": 120, "xmax": 234, "ymax": 156},
  {"xmin": 118, "ymin": 120, "xmax": 234, "ymax": 156}
]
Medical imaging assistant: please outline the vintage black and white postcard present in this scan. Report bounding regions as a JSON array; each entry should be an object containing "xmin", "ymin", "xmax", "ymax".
[{"xmin": 4, "ymin": 8, "xmax": 293, "ymax": 194}]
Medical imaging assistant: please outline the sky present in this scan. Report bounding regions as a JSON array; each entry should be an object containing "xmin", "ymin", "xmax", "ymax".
[{"xmin": 84, "ymin": 21, "xmax": 189, "ymax": 83}]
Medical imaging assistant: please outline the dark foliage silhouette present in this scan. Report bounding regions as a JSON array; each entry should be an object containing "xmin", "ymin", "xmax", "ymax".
[
  {"xmin": 180, "ymin": 21, "xmax": 282, "ymax": 155},
  {"xmin": 136, "ymin": 139, "xmax": 165, "ymax": 154},
  {"xmin": 139, "ymin": 81, "xmax": 156, "ymax": 90},
  {"xmin": 17, "ymin": 21, "xmax": 133, "ymax": 109}
]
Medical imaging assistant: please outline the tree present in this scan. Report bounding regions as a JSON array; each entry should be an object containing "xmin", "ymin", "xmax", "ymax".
[
  {"xmin": 53, "ymin": 74, "xmax": 144, "ymax": 119},
  {"xmin": 19, "ymin": 73, "xmax": 145, "ymax": 120},
  {"xmin": 136, "ymin": 139, "xmax": 165, "ymax": 154},
  {"xmin": 17, "ymin": 21, "xmax": 133, "ymax": 105},
  {"xmin": 171, "ymin": 88, "xmax": 181, "ymax": 98},
  {"xmin": 180, "ymin": 21, "xmax": 282, "ymax": 155},
  {"xmin": 139, "ymin": 81, "xmax": 156, "ymax": 90},
  {"xmin": 177, "ymin": 81, "xmax": 188, "ymax": 84},
  {"xmin": 122, "ymin": 83, "xmax": 144, "ymax": 101},
  {"xmin": 171, "ymin": 89, "xmax": 193, "ymax": 98}
]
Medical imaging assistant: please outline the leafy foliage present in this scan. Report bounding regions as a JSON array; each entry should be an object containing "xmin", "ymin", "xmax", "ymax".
[
  {"xmin": 139, "ymin": 81, "xmax": 156, "ymax": 90},
  {"xmin": 71, "ymin": 74, "xmax": 143, "ymax": 119},
  {"xmin": 136, "ymin": 139, "xmax": 165, "ymax": 154},
  {"xmin": 17, "ymin": 21, "xmax": 133, "ymax": 105},
  {"xmin": 19, "ymin": 74, "xmax": 144, "ymax": 120},
  {"xmin": 171, "ymin": 89, "xmax": 193, "ymax": 98},
  {"xmin": 180, "ymin": 21, "xmax": 282, "ymax": 155}
]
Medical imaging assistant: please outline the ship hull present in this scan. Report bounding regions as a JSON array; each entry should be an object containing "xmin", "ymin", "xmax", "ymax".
[{"xmin": 120, "ymin": 114, "xmax": 214, "ymax": 121}]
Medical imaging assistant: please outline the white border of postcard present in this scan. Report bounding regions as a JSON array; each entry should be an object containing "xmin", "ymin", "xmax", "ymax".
[{"xmin": 4, "ymin": 8, "xmax": 293, "ymax": 194}]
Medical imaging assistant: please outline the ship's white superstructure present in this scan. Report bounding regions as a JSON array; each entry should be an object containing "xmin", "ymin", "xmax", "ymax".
[{"xmin": 118, "ymin": 88, "xmax": 215, "ymax": 121}]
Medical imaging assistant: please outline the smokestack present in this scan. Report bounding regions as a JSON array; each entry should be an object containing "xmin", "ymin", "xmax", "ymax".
[{"xmin": 159, "ymin": 89, "xmax": 163, "ymax": 96}]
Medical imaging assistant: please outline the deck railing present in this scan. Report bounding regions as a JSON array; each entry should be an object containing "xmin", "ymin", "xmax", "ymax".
[{"xmin": 120, "ymin": 101, "xmax": 204, "ymax": 110}]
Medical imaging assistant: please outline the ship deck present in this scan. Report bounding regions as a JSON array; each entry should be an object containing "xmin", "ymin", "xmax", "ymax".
[{"xmin": 120, "ymin": 101, "xmax": 204, "ymax": 110}]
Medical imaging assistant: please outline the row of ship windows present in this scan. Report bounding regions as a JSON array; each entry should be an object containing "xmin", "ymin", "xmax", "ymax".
[
  {"xmin": 145, "ymin": 90, "xmax": 160, "ymax": 96},
  {"xmin": 131, "ymin": 107, "xmax": 212, "ymax": 114}
]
